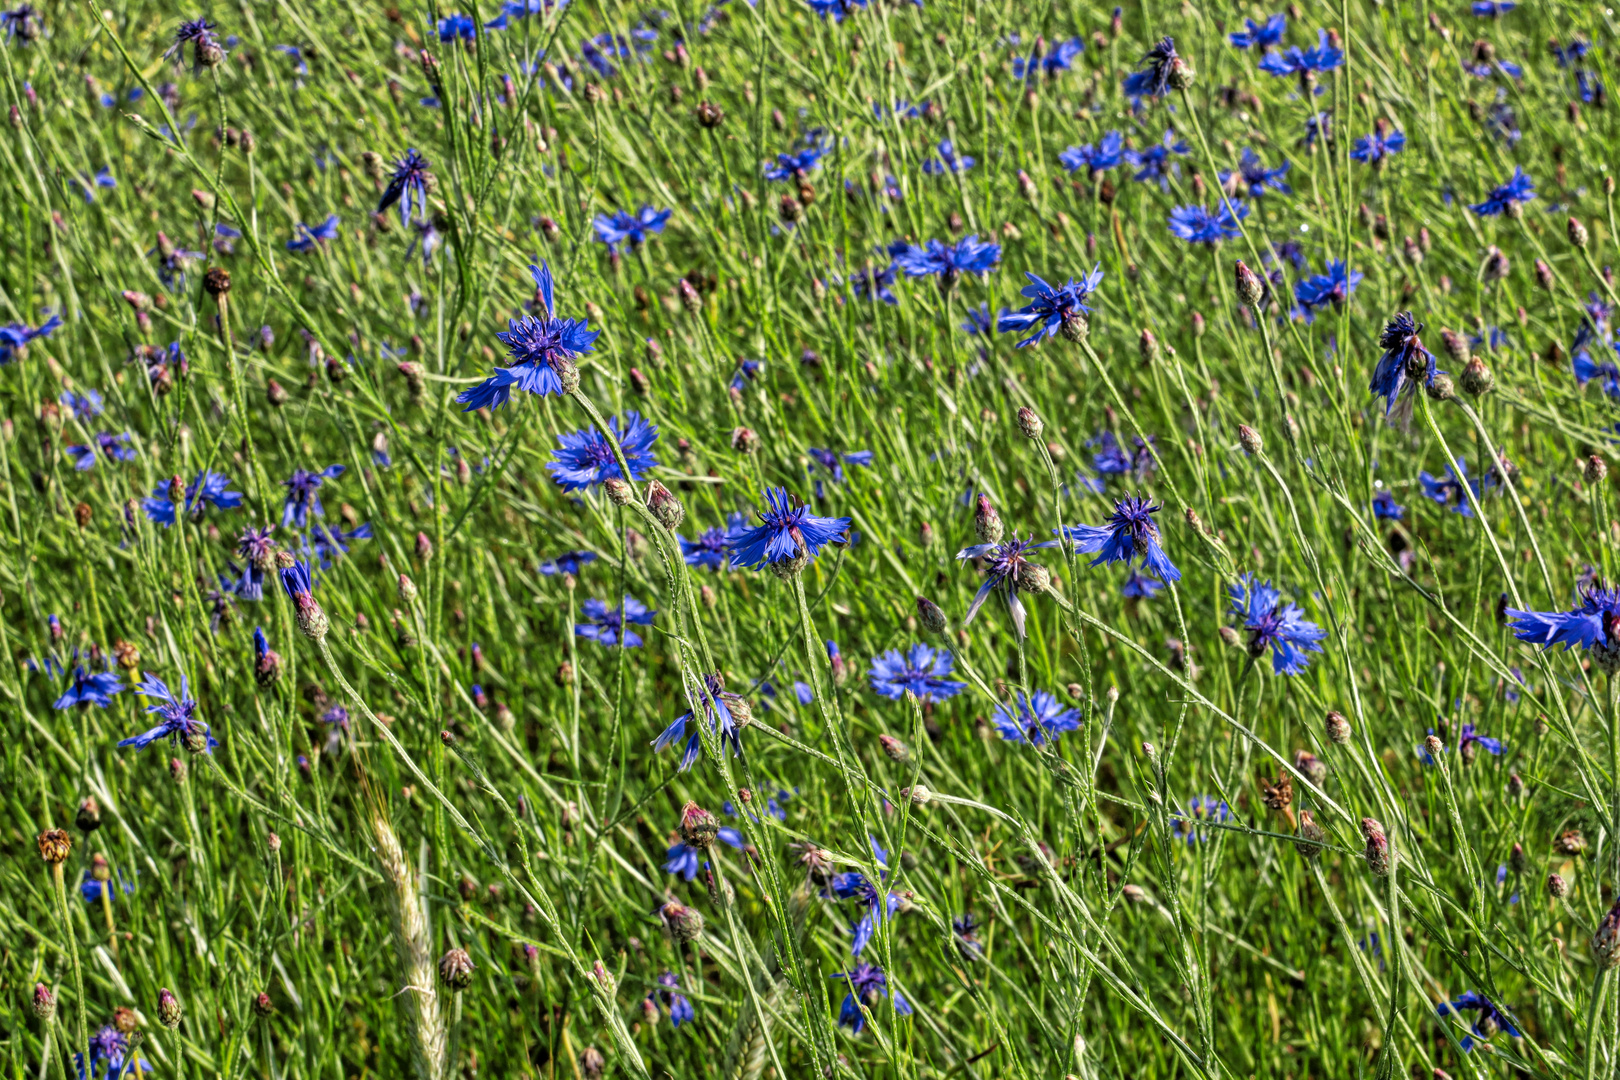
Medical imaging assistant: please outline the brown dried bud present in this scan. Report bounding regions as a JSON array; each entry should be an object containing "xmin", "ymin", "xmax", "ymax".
[
  {"xmin": 202, "ymin": 267, "xmax": 231, "ymax": 297},
  {"xmin": 37, "ymin": 828, "xmax": 71, "ymax": 864},
  {"xmin": 438, "ymin": 948, "xmax": 475, "ymax": 991}
]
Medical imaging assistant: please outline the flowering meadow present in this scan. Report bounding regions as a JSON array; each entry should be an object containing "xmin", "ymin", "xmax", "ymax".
[{"xmin": 9, "ymin": 0, "xmax": 1620, "ymax": 1076}]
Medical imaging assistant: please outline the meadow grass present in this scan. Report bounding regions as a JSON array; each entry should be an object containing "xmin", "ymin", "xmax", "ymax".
[{"xmin": 2, "ymin": 1, "xmax": 1618, "ymax": 1077}]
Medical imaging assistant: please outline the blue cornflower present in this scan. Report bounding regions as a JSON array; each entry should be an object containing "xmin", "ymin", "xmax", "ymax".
[
  {"xmin": 991, "ymin": 689, "xmax": 1082, "ymax": 744},
  {"xmin": 1574, "ymin": 349, "xmax": 1620, "ymax": 400},
  {"xmin": 1012, "ymin": 37, "xmax": 1083, "ymax": 82},
  {"xmin": 663, "ymin": 842, "xmax": 701, "ymax": 880},
  {"xmin": 80, "ymin": 1024, "xmax": 150, "ymax": 1079},
  {"xmin": 1438, "ymin": 991, "xmax": 1519, "ymax": 1052},
  {"xmin": 1, "ymin": 4, "xmax": 41, "ymax": 43},
  {"xmin": 1577, "ymin": 71, "xmax": 1604, "ymax": 105},
  {"xmin": 1293, "ymin": 260, "xmax": 1362, "ymax": 320},
  {"xmin": 484, "ymin": 0, "xmax": 558, "ymax": 28},
  {"xmin": 54, "ymin": 666, "xmax": 123, "ymax": 709},
  {"xmin": 310, "ymin": 522, "xmax": 371, "ymax": 567},
  {"xmin": 592, "ymin": 205, "xmax": 671, "ymax": 253},
  {"xmin": 1372, "ymin": 490, "xmax": 1404, "ymax": 521},
  {"xmin": 1122, "ymin": 571, "xmax": 1163, "ymax": 599},
  {"xmin": 1368, "ymin": 312, "xmax": 1439, "ymax": 416},
  {"xmin": 1229, "ymin": 13, "xmax": 1285, "ymax": 48},
  {"xmin": 119, "ymin": 672, "xmax": 215, "ymax": 751},
  {"xmin": 961, "ymin": 304, "xmax": 995, "ymax": 336},
  {"xmin": 1168, "ymin": 200, "xmax": 1248, "ymax": 244},
  {"xmin": 1061, "ymin": 494, "xmax": 1181, "ymax": 583},
  {"xmin": 286, "ymin": 214, "xmax": 340, "ymax": 252},
  {"xmin": 547, "ymin": 411, "xmax": 659, "ymax": 492},
  {"xmin": 575, "ymin": 595, "xmax": 655, "ymax": 648},
  {"xmin": 539, "ymin": 550, "xmax": 597, "ymax": 576},
  {"xmin": 72, "ymin": 167, "xmax": 117, "ymax": 202},
  {"xmin": 0, "ymin": 313, "xmax": 60, "ymax": 362},
  {"xmin": 807, "ymin": 449, "xmax": 873, "ymax": 498},
  {"xmin": 143, "ymin": 471, "xmax": 244, "ymax": 526},
  {"xmin": 1470, "ymin": 166, "xmax": 1535, "ymax": 216},
  {"xmin": 64, "ymin": 432, "xmax": 135, "ymax": 471},
  {"xmin": 80, "ymin": 870, "xmax": 134, "ymax": 905},
  {"xmin": 1553, "ymin": 37, "xmax": 1589, "ymax": 68},
  {"xmin": 834, "ymin": 963, "xmax": 910, "ymax": 1033},
  {"xmin": 995, "ymin": 266, "xmax": 1104, "ymax": 347},
  {"xmin": 1059, "ymin": 131, "xmax": 1125, "ymax": 175},
  {"xmin": 649, "ymin": 972, "xmax": 695, "ymax": 1027},
  {"xmin": 764, "ymin": 131, "xmax": 832, "ymax": 180},
  {"xmin": 235, "ymin": 527, "xmax": 277, "ymax": 600},
  {"xmin": 1222, "ymin": 148, "xmax": 1291, "ymax": 198},
  {"xmin": 377, "ymin": 149, "xmax": 430, "ymax": 226},
  {"xmin": 653, "ymin": 671, "xmax": 746, "ymax": 770},
  {"xmin": 1459, "ymin": 723, "xmax": 1504, "ymax": 757},
  {"xmin": 1123, "ymin": 36, "xmax": 1185, "ymax": 99},
  {"xmin": 281, "ymin": 464, "xmax": 343, "ymax": 527},
  {"xmin": 679, "ymin": 514, "xmax": 747, "ymax": 570},
  {"xmin": 1471, "ymin": 1, "xmax": 1513, "ymax": 14},
  {"xmin": 890, "ymin": 236, "xmax": 1001, "ymax": 283},
  {"xmin": 437, "ymin": 13, "xmax": 476, "ymax": 41},
  {"xmin": 826, "ymin": 869, "xmax": 902, "ymax": 955},
  {"xmin": 1419, "ymin": 458, "xmax": 1486, "ymax": 517},
  {"xmin": 272, "ymin": 43, "xmax": 308, "ymax": 76},
  {"xmin": 922, "ymin": 139, "xmax": 974, "ymax": 174},
  {"xmin": 1257, "ymin": 29, "xmax": 1344, "ymax": 90},
  {"xmin": 1172, "ymin": 797, "xmax": 1230, "ymax": 842},
  {"xmin": 850, "ymin": 262, "xmax": 899, "ymax": 305},
  {"xmin": 1507, "ymin": 582, "xmax": 1620, "ymax": 667},
  {"xmin": 957, "ymin": 533, "xmax": 1060, "ymax": 639},
  {"xmin": 60, "ymin": 389, "xmax": 104, "ymax": 420},
  {"xmin": 728, "ymin": 487, "xmax": 850, "ymax": 572},
  {"xmin": 1124, "ymin": 130, "xmax": 1189, "ymax": 190},
  {"xmin": 1229, "ymin": 575, "xmax": 1326, "ymax": 675},
  {"xmin": 1303, "ymin": 111, "xmax": 1333, "ymax": 148},
  {"xmin": 460, "ymin": 262, "xmax": 599, "ymax": 411},
  {"xmin": 867, "ymin": 644, "xmax": 966, "ymax": 702},
  {"xmin": 166, "ymin": 18, "xmax": 224, "ymax": 71}
]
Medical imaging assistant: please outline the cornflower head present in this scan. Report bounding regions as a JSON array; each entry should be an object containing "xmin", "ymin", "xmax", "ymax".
[
  {"xmin": 1506, "ymin": 581, "xmax": 1620, "ymax": 673},
  {"xmin": 849, "ymin": 261, "xmax": 899, "ymax": 304},
  {"xmin": 1168, "ymin": 200, "xmax": 1248, "ymax": 245},
  {"xmin": 592, "ymin": 205, "xmax": 671, "ymax": 252},
  {"xmin": 764, "ymin": 131, "xmax": 832, "ymax": 180},
  {"xmin": 921, "ymin": 138, "xmax": 973, "ymax": 174},
  {"xmin": 833, "ymin": 962, "xmax": 911, "ymax": 1033},
  {"xmin": 728, "ymin": 487, "xmax": 850, "ymax": 576},
  {"xmin": 1470, "ymin": 165, "xmax": 1535, "ymax": 216},
  {"xmin": 281, "ymin": 464, "xmax": 344, "ymax": 527},
  {"xmin": 825, "ymin": 867, "xmax": 903, "ymax": 955},
  {"xmin": 956, "ymin": 533, "xmax": 1060, "ymax": 639},
  {"xmin": 53, "ymin": 666, "xmax": 123, "ymax": 709},
  {"xmin": 806, "ymin": 448, "xmax": 873, "ymax": 488},
  {"xmin": 576, "ymin": 595, "xmax": 655, "ymax": 648},
  {"xmin": 1257, "ymin": 28, "xmax": 1344, "ymax": 91},
  {"xmin": 1058, "ymin": 131, "xmax": 1125, "ymax": 176},
  {"xmin": 80, "ymin": 1024, "xmax": 148, "ymax": 1079},
  {"xmin": 1222, "ymin": 147, "xmax": 1292, "ymax": 198},
  {"xmin": 119, "ymin": 672, "xmax": 215, "ymax": 752},
  {"xmin": 990, "ymin": 689, "xmax": 1082, "ymax": 745},
  {"xmin": 1372, "ymin": 490, "xmax": 1405, "ymax": 521},
  {"xmin": 1, "ymin": 4, "xmax": 42, "ymax": 43},
  {"xmin": 437, "ymin": 13, "xmax": 476, "ymax": 41},
  {"xmin": 167, "ymin": 17, "xmax": 224, "ymax": 71},
  {"xmin": 547, "ymin": 411, "xmax": 659, "ymax": 492},
  {"xmin": 1011, "ymin": 36, "xmax": 1084, "ymax": 83},
  {"xmin": 1457, "ymin": 722, "xmax": 1504, "ymax": 762},
  {"xmin": 1368, "ymin": 312, "xmax": 1440, "ymax": 417},
  {"xmin": 309, "ymin": 522, "xmax": 371, "ymax": 568},
  {"xmin": 1229, "ymin": 574, "xmax": 1326, "ymax": 675},
  {"xmin": 79, "ymin": 868, "xmax": 134, "ymax": 905},
  {"xmin": 1062, "ymin": 494, "xmax": 1180, "ymax": 582},
  {"xmin": 1228, "ymin": 13, "xmax": 1285, "ymax": 48},
  {"xmin": 678, "ymin": 514, "xmax": 746, "ymax": 570},
  {"xmin": 64, "ymin": 432, "xmax": 135, "ymax": 471},
  {"xmin": 1473, "ymin": 0, "xmax": 1514, "ymax": 13},
  {"xmin": 867, "ymin": 644, "xmax": 967, "ymax": 702},
  {"xmin": 653, "ymin": 670, "xmax": 750, "ymax": 770},
  {"xmin": 1574, "ymin": 348, "xmax": 1620, "ymax": 400},
  {"xmin": 662, "ymin": 841, "xmax": 701, "ymax": 880},
  {"xmin": 1123, "ymin": 36, "xmax": 1191, "ymax": 99},
  {"xmin": 538, "ymin": 550, "xmax": 598, "ymax": 576},
  {"xmin": 890, "ymin": 236, "xmax": 1001, "ymax": 290},
  {"xmin": 995, "ymin": 265, "xmax": 1104, "ymax": 347},
  {"xmin": 1293, "ymin": 260, "xmax": 1362, "ymax": 321},
  {"xmin": 59, "ymin": 389, "xmax": 103, "ymax": 420},
  {"xmin": 143, "ymin": 470, "xmax": 243, "ymax": 526},
  {"xmin": 1351, "ymin": 127, "xmax": 1406, "ymax": 166},
  {"xmin": 1437, "ymin": 991, "xmax": 1520, "ymax": 1052},
  {"xmin": 1172, "ymin": 796, "xmax": 1230, "ymax": 842},
  {"xmin": 253, "ymin": 627, "xmax": 282, "ymax": 688},
  {"xmin": 377, "ymin": 149, "xmax": 431, "ymax": 226},
  {"xmin": 1419, "ymin": 457, "xmax": 1485, "ymax": 517},
  {"xmin": 647, "ymin": 971, "xmax": 694, "ymax": 1027},
  {"xmin": 286, "ymin": 214, "xmax": 340, "ymax": 252},
  {"xmin": 0, "ymin": 313, "xmax": 60, "ymax": 361},
  {"xmin": 1124, "ymin": 129, "xmax": 1189, "ymax": 190},
  {"xmin": 460, "ymin": 262, "xmax": 598, "ymax": 411}
]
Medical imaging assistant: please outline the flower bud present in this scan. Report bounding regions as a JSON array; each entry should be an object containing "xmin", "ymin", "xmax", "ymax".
[
  {"xmin": 730, "ymin": 427, "xmax": 759, "ymax": 454},
  {"xmin": 203, "ymin": 267, "xmax": 231, "ymax": 298},
  {"xmin": 1587, "ymin": 456, "xmax": 1610, "ymax": 484},
  {"xmin": 645, "ymin": 480, "xmax": 684, "ymax": 529},
  {"xmin": 76, "ymin": 797, "xmax": 101, "ymax": 834},
  {"xmin": 678, "ymin": 278, "xmax": 703, "ymax": 314},
  {"xmin": 1596, "ymin": 897, "xmax": 1620, "ymax": 969},
  {"xmin": 1325, "ymin": 710, "xmax": 1351, "ymax": 744},
  {"xmin": 1360, "ymin": 817, "xmax": 1390, "ymax": 876},
  {"xmin": 438, "ymin": 948, "xmax": 475, "ymax": 991},
  {"xmin": 1424, "ymin": 373, "xmax": 1455, "ymax": 401},
  {"xmin": 1016, "ymin": 561, "xmax": 1050, "ymax": 593},
  {"xmin": 1535, "ymin": 259, "xmax": 1554, "ymax": 291},
  {"xmin": 157, "ymin": 988, "xmax": 183, "ymax": 1029},
  {"xmin": 1237, "ymin": 425, "xmax": 1262, "ymax": 455},
  {"xmin": 603, "ymin": 478, "xmax": 632, "ymax": 507},
  {"xmin": 1011, "ymin": 406, "xmax": 1044, "ymax": 440},
  {"xmin": 580, "ymin": 1047, "xmax": 606, "ymax": 1080},
  {"xmin": 1218, "ymin": 626, "xmax": 1243, "ymax": 649},
  {"xmin": 251, "ymin": 992, "xmax": 275, "ymax": 1018},
  {"xmin": 879, "ymin": 734, "xmax": 910, "ymax": 762},
  {"xmin": 1570, "ymin": 217, "xmax": 1590, "ymax": 249},
  {"xmin": 32, "ymin": 984, "xmax": 54, "ymax": 1021},
  {"xmin": 1234, "ymin": 260, "xmax": 1265, "ymax": 307},
  {"xmin": 916, "ymin": 596, "xmax": 947, "ymax": 634},
  {"xmin": 695, "ymin": 101, "xmax": 724, "ymax": 128},
  {"xmin": 1059, "ymin": 310, "xmax": 1089, "ymax": 343},
  {"xmin": 973, "ymin": 494, "xmax": 1003, "ymax": 544},
  {"xmin": 679, "ymin": 801, "xmax": 719, "ymax": 849},
  {"xmin": 37, "ymin": 828, "xmax": 71, "ymax": 865},
  {"xmin": 1509, "ymin": 841, "xmax": 1526, "ymax": 875},
  {"xmin": 397, "ymin": 574, "xmax": 418, "ymax": 605},
  {"xmin": 1549, "ymin": 872, "xmax": 1569, "ymax": 899},
  {"xmin": 1459, "ymin": 355, "xmax": 1494, "ymax": 396},
  {"xmin": 1294, "ymin": 809, "xmax": 1325, "ymax": 860},
  {"xmin": 660, "ymin": 901, "xmax": 705, "ymax": 943},
  {"xmin": 900, "ymin": 784, "xmax": 931, "ymax": 806},
  {"xmin": 415, "ymin": 532, "xmax": 434, "ymax": 560}
]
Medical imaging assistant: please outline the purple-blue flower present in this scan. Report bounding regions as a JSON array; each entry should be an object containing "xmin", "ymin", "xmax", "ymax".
[
  {"xmin": 653, "ymin": 671, "xmax": 746, "ymax": 771},
  {"xmin": 1438, "ymin": 991, "xmax": 1519, "ymax": 1052},
  {"xmin": 1257, "ymin": 29, "xmax": 1344, "ymax": 89},
  {"xmin": 1172, "ymin": 797, "xmax": 1229, "ymax": 843},
  {"xmin": 957, "ymin": 532, "xmax": 1060, "ymax": 639},
  {"xmin": 1469, "ymin": 166, "xmax": 1535, "ymax": 216},
  {"xmin": 1458, "ymin": 723, "xmax": 1504, "ymax": 757},
  {"xmin": 143, "ymin": 471, "xmax": 243, "ymax": 526},
  {"xmin": 1222, "ymin": 148, "xmax": 1291, "ymax": 198},
  {"xmin": 868, "ymin": 643, "xmax": 966, "ymax": 701},
  {"xmin": 592, "ymin": 205, "xmax": 671, "ymax": 252},
  {"xmin": 1294, "ymin": 260, "xmax": 1362, "ymax": 320},
  {"xmin": 1351, "ymin": 128, "xmax": 1406, "ymax": 166},
  {"xmin": 547, "ymin": 410, "xmax": 659, "ymax": 492},
  {"xmin": 834, "ymin": 962, "xmax": 910, "ymax": 1033},
  {"xmin": 1122, "ymin": 570, "xmax": 1163, "ymax": 599},
  {"xmin": 437, "ymin": 13, "xmax": 476, "ymax": 41},
  {"xmin": 1574, "ymin": 349, "xmax": 1620, "ymax": 400},
  {"xmin": 1124, "ymin": 130, "xmax": 1189, "ymax": 190},
  {"xmin": 995, "ymin": 266, "xmax": 1103, "ymax": 347},
  {"xmin": 0, "ymin": 4, "xmax": 41, "ymax": 43},
  {"xmin": 765, "ymin": 131, "xmax": 832, "ymax": 180},
  {"xmin": 1507, "ymin": 582, "xmax": 1620, "ymax": 665},
  {"xmin": 460, "ymin": 262, "xmax": 599, "ymax": 411},
  {"xmin": 64, "ymin": 431, "xmax": 135, "ymax": 470},
  {"xmin": 1229, "ymin": 13, "xmax": 1285, "ymax": 48},
  {"xmin": 663, "ymin": 842, "xmax": 701, "ymax": 880},
  {"xmin": 1230, "ymin": 575, "xmax": 1326, "ymax": 675},
  {"xmin": 539, "ymin": 550, "xmax": 597, "ymax": 576},
  {"xmin": 1372, "ymin": 490, "xmax": 1404, "ymax": 521},
  {"xmin": 54, "ymin": 666, "xmax": 123, "ymax": 709},
  {"xmin": 679, "ymin": 514, "xmax": 747, "ymax": 570},
  {"xmin": 1368, "ymin": 312, "xmax": 1439, "ymax": 416},
  {"xmin": 119, "ymin": 672, "xmax": 215, "ymax": 751},
  {"xmin": 850, "ymin": 262, "xmax": 899, "ymax": 305},
  {"xmin": 728, "ymin": 487, "xmax": 850, "ymax": 572},
  {"xmin": 1122, "ymin": 36, "xmax": 1184, "ymax": 99},
  {"xmin": 575, "ymin": 595, "xmax": 655, "ymax": 648},
  {"xmin": 286, "ymin": 214, "xmax": 340, "ymax": 252},
  {"xmin": 649, "ymin": 971, "xmax": 695, "ymax": 1027},
  {"xmin": 1168, "ymin": 200, "xmax": 1248, "ymax": 244},
  {"xmin": 1471, "ymin": 1, "xmax": 1514, "ymax": 14},
  {"xmin": 282, "ymin": 464, "xmax": 344, "ymax": 527},
  {"xmin": 922, "ymin": 139, "xmax": 973, "ymax": 175},
  {"xmin": 890, "ymin": 236, "xmax": 1001, "ymax": 282},
  {"xmin": 1419, "ymin": 458, "xmax": 1486, "ymax": 517},
  {"xmin": 1059, "ymin": 131, "xmax": 1125, "ymax": 175},
  {"xmin": 79, "ymin": 1024, "xmax": 150, "ymax": 1079},
  {"xmin": 826, "ymin": 867, "xmax": 902, "ymax": 955},
  {"xmin": 0, "ymin": 313, "xmax": 60, "ymax": 362},
  {"xmin": 991, "ymin": 689, "xmax": 1082, "ymax": 745},
  {"xmin": 1061, "ymin": 494, "xmax": 1181, "ymax": 583},
  {"xmin": 378, "ymin": 149, "xmax": 430, "ymax": 226},
  {"xmin": 1012, "ymin": 37, "xmax": 1083, "ymax": 82}
]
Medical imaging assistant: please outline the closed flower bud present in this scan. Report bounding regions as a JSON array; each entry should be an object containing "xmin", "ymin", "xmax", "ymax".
[
  {"xmin": 1360, "ymin": 817, "xmax": 1390, "ymax": 876},
  {"xmin": 730, "ymin": 427, "xmax": 758, "ymax": 454},
  {"xmin": 1438, "ymin": 328, "xmax": 1468, "ymax": 366},
  {"xmin": 1509, "ymin": 841, "xmax": 1526, "ymax": 874},
  {"xmin": 580, "ymin": 1047, "xmax": 606, "ymax": 1080},
  {"xmin": 628, "ymin": 367, "xmax": 650, "ymax": 396},
  {"xmin": 1403, "ymin": 235, "xmax": 1423, "ymax": 265},
  {"xmin": 660, "ymin": 901, "xmax": 704, "ymax": 943},
  {"xmin": 901, "ymin": 784, "xmax": 931, "ymax": 806},
  {"xmin": 1325, "ymin": 710, "xmax": 1351, "ymax": 744},
  {"xmin": 1237, "ymin": 425, "xmax": 1262, "ymax": 455},
  {"xmin": 1294, "ymin": 750, "xmax": 1327, "ymax": 788},
  {"xmin": 1459, "ymin": 355, "xmax": 1494, "ymax": 396},
  {"xmin": 76, "ymin": 797, "xmax": 101, "ymax": 833},
  {"xmin": 1016, "ymin": 561, "xmax": 1050, "ymax": 593},
  {"xmin": 157, "ymin": 988, "xmax": 183, "ymax": 1029},
  {"xmin": 1588, "ymin": 456, "xmax": 1610, "ymax": 484},
  {"xmin": 397, "ymin": 574, "xmax": 418, "ymax": 605},
  {"xmin": 203, "ymin": 267, "xmax": 231, "ymax": 297},
  {"xmin": 1218, "ymin": 626, "xmax": 1243, "ymax": 649},
  {"xmin": 600, "ymin": 477, "xmax": 631, "ymax": 507},
  {"xmin": 32, "ymin": 984, "xmax": 54, "ymax": 1021},
  {"xmin": 1234, "ymin": 260, "xmax": 1265, "ymax": 307},
  {"xmin": 645, "ymin": 480, "xmax": 684, "ymax": 529},
  {"xmin": 1535, "ymin": 259, "xmax": 1554, "ymax": 291},
  {"xmin": 973, "ymin": 494, "xmax": 1003, "ymax": 544},
  {"xmin": 37, "ymin": 828, "xmax": 71, "ymax": 865},
  {"xmin": 695, "ymin": 100, "xmax": 724, "ymax": 128},
  {"xmin": 589, "ymin": 960, "xmax": 614, "ymax": 993},
  {"xmin": 255, "ymin": 643, "xmax": 283, "ymax": 689},
  {"xmin": 267, "ymin": 831, "xmax": 281, "ymax": 853},
  {"xmin": 879, "ymin": 734, "xmax": 910, "ymax": 762},
  {"xmin": 678, "ymin": 278, "xmax": 703, "ymax": 314},
  {"xmin": 251, "ymin": 992, "xmax": 275, "ymax": 1018},
  {"xmin": 1549, "ymin": 872, "xmax": 1569, "ymax": 899},
  {"xmin": 1016, "ymin": 406, "xmax": 1043, "ymax": 439},
  {"xmin": 1121, "ymin": 883, "xmax": 1147, "ymax": 903},
  {"xmin": 1596, "ymin": 898, "xmax": 1620, "ymax": 969},
  {"xmin": 1167, "ymin": 54, "xmax": 1195, "ymax": 90},
  {"xmin": 1424, "ymin": 734, "xmax": 1444, "ymax": 759},
  {"xmin": 170, "ymin": 757, "xmax": 187, "ymax": 783},
  {"xmin": 1425, "ymin": 373, "xmax": 1456, "ymax": 401},
  {"xmin": 438, "ymin": 948, "xmax": 475, "ymax": 991},
  {"xmin": 916, "ymin": 596, "xmax": 947, "ymax": 634},
  {"xmin": 1508, "ymin": 772, "xmax": 1524, "ymax": 798},
  {"xmin": 679, "ymin": 801, "xmax": 719, "ymax": 849},
  {"xmin": 1570, "ymin": 216, "xmax": 1590, "ymax": 249},
  {"xmin": 1294, "ymin": 809, "xmax": 1325, "ymax": 860}
]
